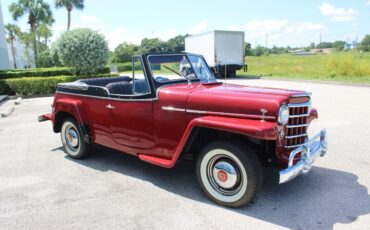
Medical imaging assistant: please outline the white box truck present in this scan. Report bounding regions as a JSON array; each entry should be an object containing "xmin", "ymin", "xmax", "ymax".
[{"xmin": 185, "ymin": 30, "xmax": 247, "ymax": 78}]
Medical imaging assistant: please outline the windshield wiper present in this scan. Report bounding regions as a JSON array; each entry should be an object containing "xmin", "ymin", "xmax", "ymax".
[{"xmin": 163, "ymin": 65, "xmax": 191, "ymax": 85}]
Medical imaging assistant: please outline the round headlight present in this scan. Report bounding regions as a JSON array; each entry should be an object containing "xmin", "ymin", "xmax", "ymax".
[{"xmin": 278, "ymin": 105, "xmax": 289, "ymax": 125}]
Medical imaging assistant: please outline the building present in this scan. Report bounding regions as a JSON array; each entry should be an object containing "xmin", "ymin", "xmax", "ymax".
[
  {"xmin": 0, "ymin": 1, "xmax": 11, "ymax": 70},
  {"xmin": 310, "ymin": 48, "xmax": 334, "ymax": 54},
  {"xmin": 344, "ymin": 41, "xmax": 357, "ymax": 50},
  {"xmin": 7, "ymin": 37, "xmax": 35, "ymax": 69}
]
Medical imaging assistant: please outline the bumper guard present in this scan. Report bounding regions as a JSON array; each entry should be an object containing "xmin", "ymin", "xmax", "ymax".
[{"xmin": 279, "ymin": 129, "xmax": 328, "ymax": 184}]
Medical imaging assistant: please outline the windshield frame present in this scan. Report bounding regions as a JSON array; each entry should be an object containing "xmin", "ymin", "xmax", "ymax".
[{"xmin": 146, "ymin": 53, "xmax": 217, "ymax": 84}]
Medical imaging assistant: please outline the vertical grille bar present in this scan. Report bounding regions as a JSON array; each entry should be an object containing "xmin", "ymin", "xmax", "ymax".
[{"xmin": 284, "ymin": 100, "xmax": 310, "ymax": 149}]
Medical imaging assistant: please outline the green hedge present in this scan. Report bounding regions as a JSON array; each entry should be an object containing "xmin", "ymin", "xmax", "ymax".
[
  {"xmin": 0, "ymin": 73, "xmax": 118, "ymax": 95},
  {"xmin": 0, "ymin": 66, "xmax": 110, "ymax": 79},
  {"xmin": 115, "ymin": 62, "xmax": 132, "ymax": 72}
]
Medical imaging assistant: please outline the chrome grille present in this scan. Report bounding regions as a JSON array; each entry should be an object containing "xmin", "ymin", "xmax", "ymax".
[{"xmin": 285, "ymin": 101, "xmax": 310, "ymax": 149}]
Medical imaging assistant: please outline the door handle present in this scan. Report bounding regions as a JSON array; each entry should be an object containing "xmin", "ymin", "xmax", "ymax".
[{"xmin": 106, "ymin": 104, "xmax": 115, "ymax": 109}]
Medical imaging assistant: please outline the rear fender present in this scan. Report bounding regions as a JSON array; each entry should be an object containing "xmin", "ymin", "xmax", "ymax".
[
  {"xmin": 139, "ymin": 116, "xmax": 277, "ymax": 168},
  {"xmin": 54, "ymin": 98, "xmax": 91, "ymax": 143}
]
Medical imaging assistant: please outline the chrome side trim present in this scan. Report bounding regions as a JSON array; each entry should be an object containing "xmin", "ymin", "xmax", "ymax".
[
  {"xmin": 161, "ymin": 106, "xmax": 186, "ymax": 112},
  {"xmin": 289, "ymin": 113, "xmax": 309, "ymax": 118},
  {"xmin": 58, "ymin": 82, "xmax": 89, "ymax": 90},
  {"xmin": 285, "ymin": 133, "xmax": 307, "ymax": 139},
  {"xmin": 56, "ymin": 91, "xmax": 155, "ymax": 102},
  {"xmin": 288, "ymin": 102, "xmax": 311, "ymax": 108},
  {"xmin": 186, "ymin": 109, "xmax": 276, "ymax": 121},
  {"xmin": 287, "ymin": 124, "xmax": 309, "ymax": 128},
  {"xmin": 109, "ymin": 92, "xmax": 151, "ymax": 97},
  {"xmin": 186, "ymin": 109, "xmax": 207, "ymax": 114}
]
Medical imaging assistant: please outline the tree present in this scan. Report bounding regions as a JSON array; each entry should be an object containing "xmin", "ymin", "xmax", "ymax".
[
  {"xmin": 167, "ymin": 34, "xmax": 188, "ymax": 53},
  {"xmin": 55, "ymin": 0, "xmax": 84, "ymax": 31},
  {"xmin": 9, "ymin": 0, "xmax": 54, "ymax": 60},
  {"xmin": 359, "ymin": 35, "xmax": 370, "ymax": 52},
  {"xmin": 36, "ymin": 23, "xmax": 52, "ymax": 46},
  {"xmin": 139, "ymin": 38, "xmax": 166, "ymax": 54},
  {"xmin": 111, "ymin": 42, "xmax": 139, "ymax": 63},
  {"xmin": 4, "ymin": 23, "xmax": 21, "ymax": 69},
  {"xmin": 253, "ymin": 46, "xmax": 269, "ymax": 56},
  {"xmin": 244, "ymin": 42, "xmax": 253, "ymax": 56},
  {"xmin": 332, "ymin": 40, "xmax": 345, "ymax": 51},
  {"xmin": 18, "ymin": 31, "xmax": 34, "ymax": 68},
  {"xmin": 316, "ymin": 42, "xmax": 333, "ymax": 49},
  {"xmin": 56, "ymin": 28, "xmax": 109, "ymax": 74}
]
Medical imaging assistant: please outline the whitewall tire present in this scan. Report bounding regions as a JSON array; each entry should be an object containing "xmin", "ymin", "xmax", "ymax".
[
  {"xmin": 196, "ymin": 141, "xmax": 263, "ymax": 207},
  {"xmin": 61, "ymin": 118, "xmax": 91, "ymax": 159}
]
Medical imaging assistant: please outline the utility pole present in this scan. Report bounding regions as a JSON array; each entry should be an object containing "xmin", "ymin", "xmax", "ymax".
[
  {"xmin": 265, "ymin": 33, "xmax": 268, "ymax": 48},
  {"xmin": 319, "ymin": 34, "xmax": 322, "ymax": 45}
]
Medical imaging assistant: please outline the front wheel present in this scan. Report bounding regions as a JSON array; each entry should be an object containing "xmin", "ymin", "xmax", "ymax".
[
  {"xmin": 196, "ymin": 141, "xmax": 263, "ymax": 208},
  {"xmin": 60, "ymin": 117, "xmax": 91, "ymax": 159}
]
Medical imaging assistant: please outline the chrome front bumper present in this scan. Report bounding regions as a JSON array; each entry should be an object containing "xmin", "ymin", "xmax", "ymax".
[{"xmin": 279, "ymin": 129, "xmax": 328, "ymax": 184}]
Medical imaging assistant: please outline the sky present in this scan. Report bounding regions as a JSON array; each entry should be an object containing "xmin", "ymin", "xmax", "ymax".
[{"xmin": 1, "ymin": 0, "xmax": 370, "ymax": 50}]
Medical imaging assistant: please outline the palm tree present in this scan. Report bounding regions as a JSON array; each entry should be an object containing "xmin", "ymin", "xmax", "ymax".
[
  {"xmin": 5, "ymin": 23, "xmax": 21, "ymax": 69},
  {"xmin": 9, "ymin": 0, "xmax": 54, "ymax": 59},
  {"xmin": 36, "ymin": 23, "xmax": 52, "ymax": 46},
  {"xmin": 18, "ymin": 31, "xmax": 34, "ymax": 68},
  {"xmin": 55, "ymin": 0, "xmax": 84, "ymax": 30}
]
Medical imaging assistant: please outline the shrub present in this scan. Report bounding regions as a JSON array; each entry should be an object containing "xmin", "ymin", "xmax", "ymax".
[
  {"xmin": 36, "ymin": 50, "xmax": 54, "ymax": 68},
  {"xmin": 0, "ymin": 66, "xmax": 110, "ymax": 79},
  {"xmin": 56, "ymin": 28, "xmax": 109, "ymax": 75},
  {"xmin": 2, "ymin": 73, "xmax": 118, "ymax": 95},
  {"xmin": 326, "ymin": 55, "xmax": 370, "ymax": 77},
  {"xmin": 0, "ymin": 67, "xmax": 73, "ymax": 79},
  {"xmin": 115, "ymin": 62, "xmax": 132, "ymax": 72},
  {"xmin": 0, "ymin": 80, "xmax": 14, "ymax": 95},
  {"xmin": 359, "ymin": 35, "xmax": 370, "ymax": 52}
]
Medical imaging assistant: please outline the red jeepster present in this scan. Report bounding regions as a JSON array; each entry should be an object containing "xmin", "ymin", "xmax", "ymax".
[{"xmin": 39, "ymin": 54, "xmax": 328, "ymax": 207}]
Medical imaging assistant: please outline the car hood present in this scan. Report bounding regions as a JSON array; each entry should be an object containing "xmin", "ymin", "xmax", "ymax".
[{"xmin": 184, "ymin": 82, "xmax": 306, "ymax": 120}]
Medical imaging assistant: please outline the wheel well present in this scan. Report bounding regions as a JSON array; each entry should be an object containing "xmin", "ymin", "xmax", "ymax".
[
  {"xmin": 181, "ymin": 127, "xmax": 276, "ymax": 166},
  {"xmin": 54, "ymin": 111, "xmax": 75, "ymax": 133}
]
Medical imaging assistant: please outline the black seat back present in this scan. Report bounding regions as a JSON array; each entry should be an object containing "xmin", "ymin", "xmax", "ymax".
[
  {"xmin": 133, "ymin": 79, "xmax": 149, "ymax": 94},
  {"xmin": 106, "ymin": 81, "xmax": 133, "ymax": 95}
]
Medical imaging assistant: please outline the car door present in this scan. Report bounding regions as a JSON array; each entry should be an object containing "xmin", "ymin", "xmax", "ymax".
[{"xmin": 108, "ymin": 56, "xmax": 155, "ymax": 149}]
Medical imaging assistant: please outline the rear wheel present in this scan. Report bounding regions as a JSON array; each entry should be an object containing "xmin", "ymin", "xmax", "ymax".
[
  {"xmin": 196, "ymin": 141, "xmax": 263, "ymax": 207},
  {"xmin": 60, "ymin": 118, "xmax": 91, "ymax": 159}
]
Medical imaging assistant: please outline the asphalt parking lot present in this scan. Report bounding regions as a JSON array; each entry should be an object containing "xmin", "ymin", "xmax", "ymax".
[{"xmin": 1, "ymin": 79, "xmax": 369, "ymax": 229}]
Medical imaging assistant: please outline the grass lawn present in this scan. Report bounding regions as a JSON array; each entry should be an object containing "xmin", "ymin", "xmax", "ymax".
[{"xmin": 237, "ymin": 52, "xmax": 370, "ymax": 84}]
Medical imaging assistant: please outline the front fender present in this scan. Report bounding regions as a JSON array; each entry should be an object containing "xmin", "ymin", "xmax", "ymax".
[
  {"xmin": 190, "ymin": 116, "xmax": 277, "ymax": 140},
  {"xmin": 139, "ymin": 116, "xmax": 277, "ymax": 168}
]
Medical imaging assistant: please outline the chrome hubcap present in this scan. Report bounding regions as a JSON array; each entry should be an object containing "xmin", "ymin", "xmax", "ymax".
[
  {"xmin": 213, "ymin": 161, "xmax": 238, "ymax": 189},
  {"xmin": 65, "ymin": 125, "xmax": 79, "ymax": 150},
  {"xmin": 207, "ymin": 155, "xmax": 242, "ymax": 196}
]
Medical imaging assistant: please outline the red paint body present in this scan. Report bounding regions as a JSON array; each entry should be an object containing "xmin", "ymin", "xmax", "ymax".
[{"xmin": 45, "ymin": 81, "xmax": 317, "ymax": 168}]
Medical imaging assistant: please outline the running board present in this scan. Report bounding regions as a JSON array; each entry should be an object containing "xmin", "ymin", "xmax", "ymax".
[{"xmin": 138, "ymin": 154, "xmax": 173, "ymax": 168}]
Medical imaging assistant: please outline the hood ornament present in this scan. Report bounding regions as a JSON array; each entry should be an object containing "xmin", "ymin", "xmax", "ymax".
[{"xmin": 260, "ymin": 109, "xmax": 268, "ymax": 122}]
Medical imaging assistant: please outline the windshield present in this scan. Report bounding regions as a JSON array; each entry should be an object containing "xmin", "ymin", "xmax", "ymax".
[{"xmin": 147, "ymin": 54, "xmax": 216, "ymax": 83}]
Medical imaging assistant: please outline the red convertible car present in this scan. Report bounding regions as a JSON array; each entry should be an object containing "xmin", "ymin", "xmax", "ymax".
[{"xmin": 39, "ymin": 53, "xmax": 328, "ymax": 207}]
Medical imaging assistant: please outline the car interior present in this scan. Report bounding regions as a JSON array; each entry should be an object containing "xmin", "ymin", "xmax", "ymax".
[{"xmin": 78, "ymin": 76, "xmax": 150, "ymax": 95}]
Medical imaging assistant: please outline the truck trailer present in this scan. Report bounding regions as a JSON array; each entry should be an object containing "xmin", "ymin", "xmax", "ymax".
[{"xmin": 185, "ymin": 30, "xmax": 247, "ymax": 78}]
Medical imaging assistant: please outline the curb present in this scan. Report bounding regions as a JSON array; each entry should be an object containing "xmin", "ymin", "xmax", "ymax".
[
  {"xmin": 0, "ymin": 95, "xmax": 8, "ymax": 103},
  {"xmin": 8, "ymin": 93, "xmax": 53, "ymax": 99},
  {"xmin": 1, "ymin": 104, "xmax": 15, "ymax": 118}
]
